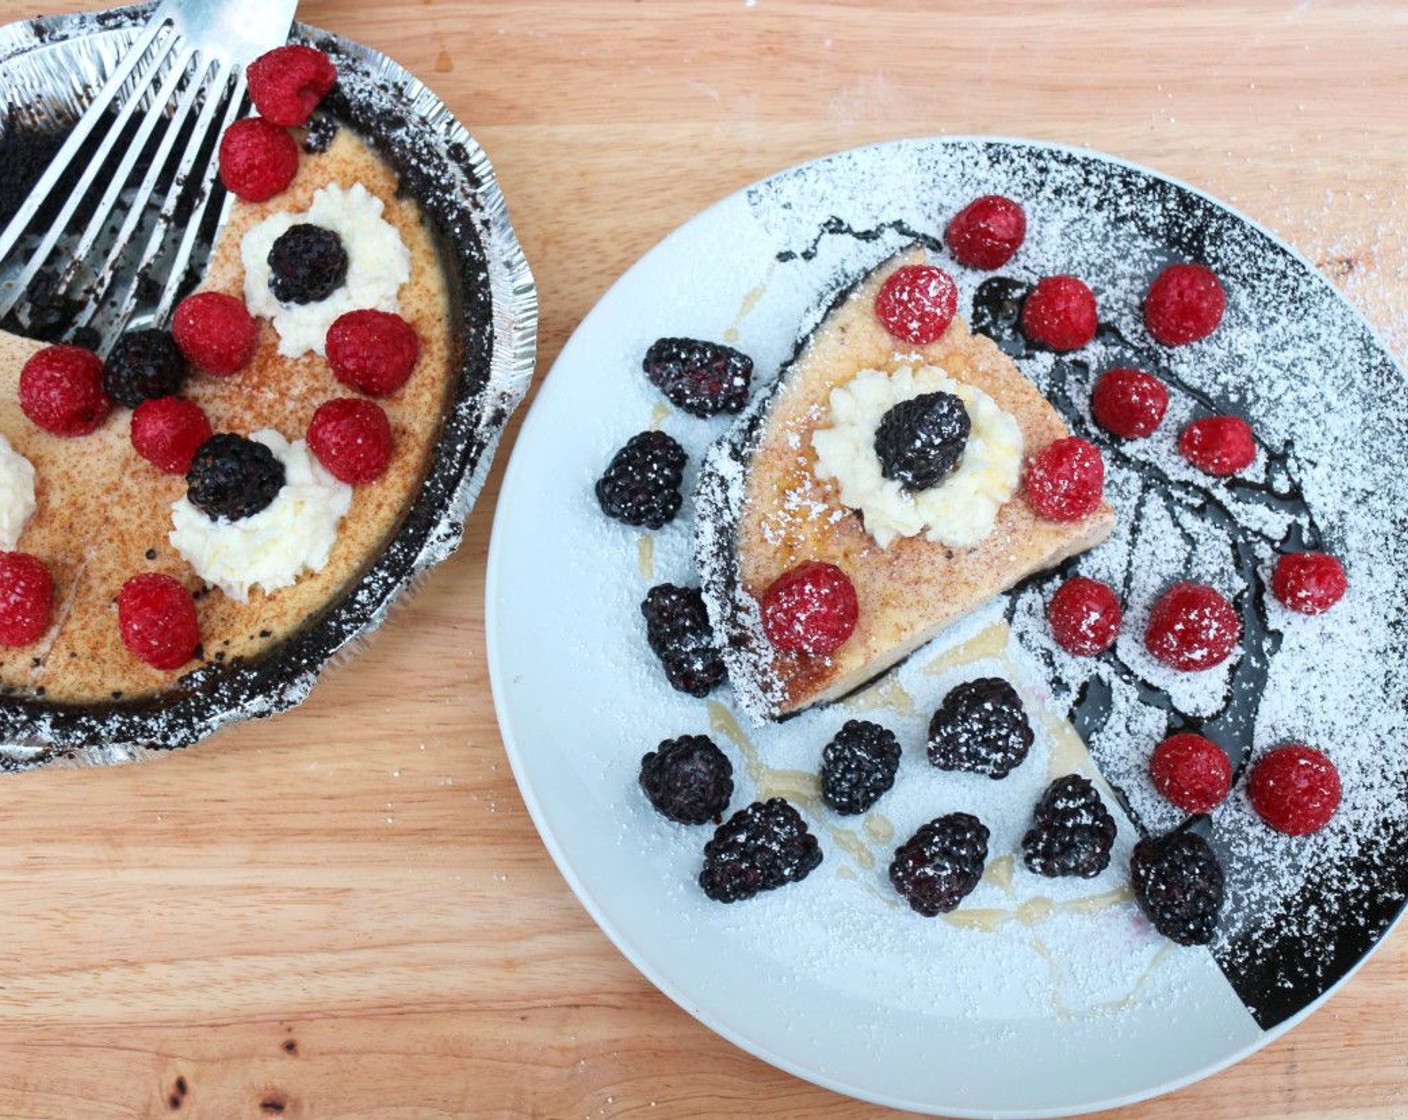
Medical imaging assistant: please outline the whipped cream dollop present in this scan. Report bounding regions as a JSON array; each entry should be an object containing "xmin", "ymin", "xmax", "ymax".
[
  {"xmin": 242, "ymin": 182, "xmax": 411, "ymax": 358},
  {"xmin": 0, "ymin": 434, "xmax": 36, "ymax": 550},
  {"xmin": 169, "ymin": 430, "xmax": 352, "ymax": 602},
  {"xmin": 812, "ymin": 364, "xmax": 1023, "ymax": 548}
]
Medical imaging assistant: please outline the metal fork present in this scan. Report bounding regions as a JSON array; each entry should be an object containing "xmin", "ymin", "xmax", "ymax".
[{"xmin": 0, "ymin": 0, "xmax": 298, "ymax": 352}]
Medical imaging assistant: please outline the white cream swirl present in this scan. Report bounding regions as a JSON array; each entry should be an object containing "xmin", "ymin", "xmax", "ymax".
[{"xmin": 0, "ymin": 434, "xmax": 36, "ymax": 550}]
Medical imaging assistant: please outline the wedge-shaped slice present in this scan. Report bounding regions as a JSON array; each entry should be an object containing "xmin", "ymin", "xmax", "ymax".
[{"xmin": 695, "ymin": 247, "xmax": 1115, "ymax": 722}]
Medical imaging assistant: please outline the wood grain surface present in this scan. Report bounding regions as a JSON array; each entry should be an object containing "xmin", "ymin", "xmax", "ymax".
[{"xmin": 1, "ymin": 2, "xmax": 1406, "ymax": 1117}]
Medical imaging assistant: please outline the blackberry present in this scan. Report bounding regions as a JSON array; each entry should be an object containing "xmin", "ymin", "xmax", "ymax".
[
  {"xmin": 642, "ymin": 337, "xmax": 753, "ymax": 417},
  {"xmin": 1130, "ymin": 830, "xmax": 1225, "ymax": 946},
  {"xmin": 185, "ymin": 433, "xmax": 286, "ymax": 521},
  {"xmin": 641, "ymin": 584, "xmax": 726, "ymax": 697},
  {"xmin": 639, "ymin": 735, "xmax": 733, "ymax": 824},
  {"xmin": 699, "ymin": 798, "xmax": 822, "ymax": 902},
  {"xmin": 927, "ymin": 677, "xmax": 1034, "ymax": 779},
  {"xmin": 889, "ymin": 812, "xmax": 989, "ymax": 916},
  {"xmin": 873, "ymin": 391, "xmax": 971, "ymax": 491},
  {"xmin": 267, "ymin": 223, "xmax": 348, "ymax": 304},
  {"xmin": 820, "ymin": 720, "xmax": 901, "ymax": 815},
  {"xmin": 595, "ymin": 431, "xmax": 686, "ymax": 529},
  {"xmin": 1022, "ymin": 774, "xmax": 1117, "ymax": 878},
  {"xmin": 102, "ymin": 329, "xmax": 188, "ymax": 408}
]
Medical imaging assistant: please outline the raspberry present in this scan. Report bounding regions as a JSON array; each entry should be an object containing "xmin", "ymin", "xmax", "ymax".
[
  {"xmin": 639, "ymin": 735, "xmax": 734, "ymax": 825},
  {"xmin": 1271, "ymin": 552, "xmax": 1347, "ymax": 615},
  {"xmin": 1020, "ymin": 275, "xmax": 1098, "ymax": 351},
  {"xmin": 306, "ymin": 398, "xmax": 393, "ymax": 485},
  {"xmin": 1149, "ymin": 733, "xmax": 1233, "ymax": 813},
  {"xmin": 186, "ymin": 433, "xmax": 286, "ymax": 521},
  {"xmin": 18, "ymin": 344, "xmax": 110, "ymax": 436},
  {"xmin": 1144, "ymin": 581, "xmax": 1240, "ymax": 672},
  {"xmin": 1047, "ymin": 576, "xmax": 1121, "ymax": 655},
  {"xmin": 0, "ymin": 552, "xmax": 53, "ymax": 647},
  {"xmin": 131, "ymin": 397, "xmax": 214, "ymax": 475},
  {"xmin": 247, "ymin": 44, "xmax": 338, "ymax": 128},
  {"xmin": 640, "ymin": 584, "xmax": 726, "ymax": 697},
  {"xmin": 873, "ymin": 264, "xmax": 958, "ymax": 345},
  {"xmin": 595, "ymin": 431, "xmax": 686, "ymax": 529},
  {"xmin": 172, "ymin": 291, "xmax": 258, "ymax": 376},
  {"xmin": 218, "ymin": 117, "xmax": 299, "ymax": 203},
  {"xmin": 889, "ymin": 813, "xmax": 989, "ymax": 916},
  {"xmin": 642, "ymin": 337, "xmax": 753, "ymax": 417},
  {"xmin": 1248, "ymin": 744, "xmax": 1341, "ymax": 836},
  {"xmin": 927, "ymin": 677, "xmax": 1034, "ymax": 779},
  {"xmin": 1091, "ymin": 367, "xmax": 1169, "ymax": 439},
  {"xmin": 325, "ymin": 309, "xmax": 421, "ymax": 397},
  {"xmin": 267, "ymin": 224, "xmax": 348, "ymax": 304},
  {"xmin": 873, "ymin": 391, "xmax": 970, "ymax": 491},
  {"xmin": 1024, "ymin": 437, "xmax": 1104, "ymax": 522},
  {"xmin": 116, "ymin": 572, "xmax": 200, "ymax": 670},
  {"xmin": 699, "ymin": 799, "xmax": 823, "ymax": 902},
  {"xmin": 1022, "ymin": 775, "xmax": 1117, "ymax": 878},
  {"xmin": 1145, "ymin": 263, "xmax": 1225, "ymax": 346},
  {"xmin": 760, "ymin": 561, "xmax": 858, "ymax": 656},
  {"xmin": 103, "ymin": 329, "xmax": 188, "ymax": 409},
  {"xmin": 820, "ymin": 720, "xmax": 901, "ymax": 815},
  {"xmin": 1130, "ymin": 830, "xmax": 1224, "ymax": 946},
  {"xmin": 945, "ymin": 194, "xmax": 1026, "ymax": 270},
  {"xmin": 1179, "ymin": 416, "xmax": 1256, "ymax": 476}
]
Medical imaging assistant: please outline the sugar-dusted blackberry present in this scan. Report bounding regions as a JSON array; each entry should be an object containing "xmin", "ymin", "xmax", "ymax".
[
  {"xmin": 889, "ymin": 812, "xmax": 989, "ymax": 916},
  {"xmin": 643, "ymin": 337, "xmax": 753, "ymax": 417},
  {"xmin": 1130, "ymin": 830, "xmax": 1225, "ymax": 946},
  {"xmin": 641, "ymin": 584, "xmax": 726, "ymax": 697},
  {"xmin": 873, "ymin": 391, "xmax": 971, "ymax": 491},
  {"xmin": 820, "ymin": 720, "xmax": 901, "ymax": 815},
  {"xmin": 595, "ymin": 431, "xmax": 686, "ymax": 529},
  {"xmin": 927, "ymin": 677, "xmax": 1034, "ymax": 779},
  {"xmin": 699, "ymin": 798, "xmax": 822, "ymax": 903},
  {"xmin": 102, "ymin": 328, "xmax": 188, "ymax": 408},
  {"xmin": 185, "ymin": 433, "xmax": 286, "ymax": 522},
  {"xmin": 639, "ymin": 735, "xmax": 733, "ymax": 825},
  {"xmin": 267, "ymin": 223, "xmax": 348, "ymax": 304},
  {"xmin": 1022, "ymin": 774, "xmax": 1118, "ymax": 878}
]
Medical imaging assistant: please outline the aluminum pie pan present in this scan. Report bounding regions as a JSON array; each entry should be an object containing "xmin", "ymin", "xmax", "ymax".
[{"xmin": 0, "ymin": 3, "xmax": 536, "ymax": 770}]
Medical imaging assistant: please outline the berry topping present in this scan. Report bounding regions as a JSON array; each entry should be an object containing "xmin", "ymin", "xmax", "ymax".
[
  {"xmin": 267, "ymin": 223, "xmax": 348, "ymax": 305},
  {"xmin": 594, "ymin": 431, "xmax": 686, "ymax": 529},
  {"xmin": 1179, "ymin": 415, "xmax": 1256, "ymax": 476},
  {"xmin": 640, "ymin": 583, "xmax": 727, "ymax": 697},
  {"xmin": 1022, "ymin": 774, "xmax": 1118, "ymax": 878},
  {"xmin": 1150, "ymin": 733, "xmax": 1233, "ymax": 814},
  {"xmin": 1020, "ymin": 274, "xmax": 1098, "ymax": 351},
  {"xmin": 1046, "ymin": 576, "xmax": 1122, "ymax": 656},
  {"xmin": 247, "ymin": 44, "xmax": 338, "ymax": 128},
  {"xmin": 0, "ymin": 552, "xmax": 53, "ymax": 648},
  {"xmin": 927, "ymin": 677, "xmax": 1034, "ymax": 779},
  {"xmin": 873, "ymin": 264, "xmax": 958, "ymax": 345},
  {"xmin": 186, "ymin": 433, "xmax": 287, "ymax": 522},
  {"xmin": 1130, "ymin": 830, "xmax": 1225, "ymax": 946},
  {"xmin": 172, "ymin": 291, "xmax": 258, "ymax": 376},
  {"xmin": 1248, "ymin": 744, "xmax": 1341, "ymax": 836},
  {"xmin": 760, "ymin": 560, "xmax": 858, "ymax": 656},
  {"xmin": 102, "ymin": 329, "xmax": 188, "ymax": 409},
  {"xmin": 639, "ymin": 734, "xmax": 734, "ymax": 825},
  {"xmin": 889, "ymin": 813, "xmax": 989, "ymax": 916},
  {"xmin": 306, "ymin": 398, "xmax": 393, "ymax": 485},
  {"xmin": 1145, "ymin": 263, "xmax": 1226, "ymax": 346},
  {"xmin": 945, "ymin": 194, "xmax": 1027, "ymax": 270},
  {"xmin": 218, "ymin": 117, "xmax": 299, "ymax": 203},
  {"xmin": 1144, "ymin": 581, "xmax": 1241, "ymax": 671},
  {"xmin": 873, "ymin": 391, "xmax": 971, "ymax": 491},
  {"xmin": 116, "ymin": 572, "xmax": 200, "ymax": 670},
  {"xmin": 130, "ymin": 397, "xmax": 214, "ymax": 475},
  {"xmin": 325, "ymin": 309, "xmax": 421, "ymax": 397},
  {"xmin": 699, "ymin": 798, "xmax": 822, "ymax": 902},
  {"xmin": 1272, "ymin": 552, "xmax": 1347, "ymax": 615},
  {"xmin": 820, "ymin": 719, "xmax": 901, "ymax": 816},
  {"xmin": 642, "ymin": 337, "xmax": 753, "ymax": 417},
  {"xmin": 1024, "ymin": 436, "xmax": 1105, "ymax": 522},
  {"xmin": 1091, "ymin": 367, "xmax": 1169, "ymax": 439},
  {"xmin": 18, "ymin": 344, "xmax": 110, "ymax": 436}
]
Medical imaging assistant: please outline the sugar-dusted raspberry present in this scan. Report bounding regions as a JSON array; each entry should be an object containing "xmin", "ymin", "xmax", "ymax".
[
  {"xmin": 247, "ymin": 44, "xmax": 338, "ymax": 128},
  {"xmin": 1179, "ymin": 416, "xmax": 1256, "ymax": 476},
  {"xmin": 1145, "ymin": 582, "xmax": 1240, "ymax": 671},
  {"xmin": 172, "ymin": 291, "xmax": 258, "ymax": 376},
  {"xmin": 761, "ymin": 561, "xmax": 858, "ymax": 656},
  {"xmin": 307, "ymin": 398, "xmax": 393, "ymax": 485},
  {"xmin": 1271, "ymin": 552, "xmax": 1347, "ymax": 615},
  {"xmin": 1247, "ymin": 744, "xmax": 1340, "ymax": 836},
  {"xmin": 945, "ymin": 194, "xmax": 1026, "ymax": 270},
  {"xmin": 1024, "ymin": 437, "xmax": 1104, "ymax": 522},
  {"xmin": 1047, "ymin": 576, "xmax": 1121, "ymax": 655},
  {"xmin": 0, "ymin": 551, "xmax": 53, "ymax": 647},
  {"xmin": 218, "ymin": 117, "xmax": 299, "ymax": 203},
  {"xmin": 131, "ymin": 397, "xmax": 214, "ymax": 475},
  {"xmin": 874, "ymin": 264, "xmax": 958, "ymax": 345},
  {"xmin": 116, "ymin": 573, "xmax": 200, "ymax": 670},
  {"xmin": 325, "ymin": 309, "xmax": 421, "ymax": 397},
  {"xmin": 1145, "ymin": 263, "xmax": 1225, "ymax": 346},
  {"xmin": 1020, "ymin": 275, "xmax": 1098, "ymax": 351},
  {"xmin": 1150, "ymin": 733, "xmax": 1233, "ymax": 813},
  {"xmin": 1091, "ymin": 367, "xmax": 1169, "ymax": 439},
  {"xmin": 19, "ymin": 344, "xmax": 110, "ymax": 436}
]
